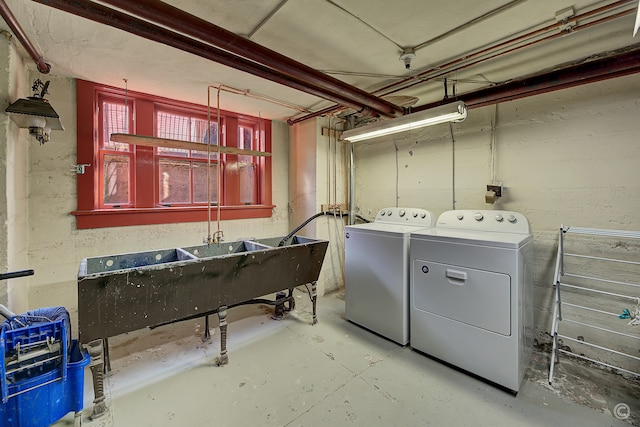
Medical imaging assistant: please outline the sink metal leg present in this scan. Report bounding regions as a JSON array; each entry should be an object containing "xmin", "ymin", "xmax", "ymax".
[
  {"xmin": 203, "ymin": 315, "xmax": 211, "ymax": 341},
  {"xmin": 87, "ymin": 339, "xmax": 107, "ymax": 419},
  {"xmin": 272, "ymin": 291, "xmax": 287, "ymax": 320},
  {"xmin": 103, "ymin": 337, "xmax": 111, "ymax": 373},
  {"xmin": 311, "ymin": 281, "xmax": 318, "ymax": 325},
  {"xmin": 216, "ymin": 306, "xmax": 229, "ymax": 366},
  {"xmin": 286, "ymin": 288, "xmax": 295, "ymax": 311}
]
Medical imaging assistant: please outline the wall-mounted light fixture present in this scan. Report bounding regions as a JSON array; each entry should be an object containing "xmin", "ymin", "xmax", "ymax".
[
  {"xmin": 5, "ymin": 79, "xmax": 64, "ymax": 144},
  {"xmin": 341, "ymin": 101, "xmax": 467, "ymax": 143}
]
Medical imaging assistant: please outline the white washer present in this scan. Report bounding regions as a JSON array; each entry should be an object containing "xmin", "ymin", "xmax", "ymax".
[
  {"xmin": 345, "ymin": 207, "xmax": 435, "ymax": 345},
  {"xmin": 410, "ymin": 210, "xmax": 533, "ymax": 392}
]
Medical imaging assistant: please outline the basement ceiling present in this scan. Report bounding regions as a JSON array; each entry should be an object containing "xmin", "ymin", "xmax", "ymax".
[{"xmin": 1, "ymin": 0, "xmax": 639, "ymax": 121}]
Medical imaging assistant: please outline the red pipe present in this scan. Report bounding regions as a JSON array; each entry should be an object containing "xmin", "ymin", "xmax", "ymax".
[
  {"xmin": 31, "ymin": 0, "xmax": 381, "ymax": 115},
  {"xmin": 413, "ymin": 47, "xmax": 640, "ymax": 112},
  {"xmin": 287, "ymin": 104, "xmax": 344, "ymax": 125},
  {"xmin": 0, "ymin": 0, "xmax": 50, "ymax": 73},
  {"xmin": 385, "ymin": 9, "xmax": 636, "ymax": 96},
  {"xmin": 376, "ymin": 0, "xmax": 636, "ymax": 96},
  {"xmin": 98, "ymin": 0, "xmax": 404, "ymax": 118},
  {"xmin": 289, "ymin": 0, "xmax": 636, "ymax": 124}
]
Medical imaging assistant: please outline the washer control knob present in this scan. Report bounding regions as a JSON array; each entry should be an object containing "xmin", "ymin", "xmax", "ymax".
[
  {"xmin": 495, "ymin": 214, "xmax": 504, "ymax": 222},
  {"xmin": 420, "ymin": 212, "xmax": 426, "ymax": 219},
  {"xmin": 387, "ymin": 210, "xmax": 393, "ymax": 216},
  {"xmin": 507, "ymin": 214, "xmax": 517, "ymax": 223},
  {"xmin": 380, "ymin": 211, "xmax": 386, "ymax": 216},
  {"xmin": 399, "ymin": 209, "xmax": 406, "ymax": 217},
  {"xmin": 412, "ymin": 211, "xmax": 418, "ymax": 218},
  {"xmin": 474, "ymin": 212, "xmax": 484, "ymax": 221},
  {"xmin": 456, "ymin": 213, "xmax": 464, "ymax": 220}
]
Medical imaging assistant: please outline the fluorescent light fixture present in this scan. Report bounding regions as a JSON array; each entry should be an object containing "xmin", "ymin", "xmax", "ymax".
[{"xmin": 341, "ymin": 101, "xmax": 467, "ymax": 142}]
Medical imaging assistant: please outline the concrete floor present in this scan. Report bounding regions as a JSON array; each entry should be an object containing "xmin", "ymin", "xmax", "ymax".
[{"xmin": 54, "ymin": 289, "xmax": 637, "ymax": 427}]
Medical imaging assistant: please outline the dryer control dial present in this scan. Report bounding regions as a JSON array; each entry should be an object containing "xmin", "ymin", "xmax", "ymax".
[
  {"xmin": 474, "ymin": 212, "xmax": 484, "ymax": 221},
  {"xmin": 456, "ymin": 213, "xmax": 464, "ymax": 220},
  {"xmin": 420, "ymin": 212, "xmax": 426, "ymax": 219},
  {"xmin": 507, "ymin": 214, "xmax": 517, "ymax": 223},
  {"xmin": 495, "ymin": 214, "xmax": 504, "ymax": 222},
  {"xmin": 412, "ymin": 211, "xmax": 418, "ymax": 218},
  {"xmin": 399, "ymin": 209, "xmax": 406, "ymax": 217},
  {"xmin": 387, "ymin": 210, "xmax": 393, "ymax": 216}
]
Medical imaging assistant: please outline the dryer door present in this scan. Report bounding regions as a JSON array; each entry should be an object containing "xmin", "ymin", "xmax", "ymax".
[{"xmin": 412, "ymin": 260, "xmax": 511, "ymax": 336}]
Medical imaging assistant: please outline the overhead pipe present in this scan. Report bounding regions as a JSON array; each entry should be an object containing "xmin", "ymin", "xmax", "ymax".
[
  {"xmin": 412, "ymin": 46, "xmax": 640, "ymax": 112},
  {"xmin": 289, "ymin": 0, "xmax": 635, "ymax": 124},
  {"xmin": 287, "ymin": 104, "xmax": 346, "ymax": 125},
  {"xmin": 384, "ymin": 8, "xmax": 636, "ymax": 97},
  {"xmin": 31, "ymin": 0, "xmax": 385, "ymax": 115},
  {"xmin": 376, "ymin": 0, "xmax": 636, "ymax": 96},
  {"xmin": 98, "ymin": 0, "xmax": 404, "ymax": 118},
  {"xmin": 0, "ymin": 0, "xmax": 50, "ymax": 73}
]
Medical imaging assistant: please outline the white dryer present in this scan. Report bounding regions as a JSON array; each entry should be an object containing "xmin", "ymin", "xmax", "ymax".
[
  {"xmin": 345, "ymin": 207, "xmax": 435, "ymax": 345},
  {"xmin": 409, "ymin": 210, "xmax": 533, "ymax": 392}
]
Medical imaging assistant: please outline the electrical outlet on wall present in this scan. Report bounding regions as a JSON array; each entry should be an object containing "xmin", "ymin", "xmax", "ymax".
[
  {"xmin": 485, "ymin": 183, "xmax": 503, "ymax": 204},
  {"xmin": 486, "ymin": 184, "xmax": 503, "ymax": 197}
]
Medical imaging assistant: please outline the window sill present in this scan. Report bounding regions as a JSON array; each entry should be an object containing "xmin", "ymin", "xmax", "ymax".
[{"xmin": 72, "ymin": 205, "xmax": 275, "ymax": 229}]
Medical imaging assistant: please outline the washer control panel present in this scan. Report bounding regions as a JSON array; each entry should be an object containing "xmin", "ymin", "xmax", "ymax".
[
  {"xmin": 375, "ymin": 207, "xmax": 435, "ymax": 227},
  {"xmin": 436, "ymin": 209, "xmax": 530, "ymax": 233}
]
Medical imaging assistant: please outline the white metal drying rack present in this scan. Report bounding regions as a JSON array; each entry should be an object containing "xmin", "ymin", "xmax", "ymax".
[{"xmin": 549, "ymin": 225, "xmax": 640, "ymax": 384}]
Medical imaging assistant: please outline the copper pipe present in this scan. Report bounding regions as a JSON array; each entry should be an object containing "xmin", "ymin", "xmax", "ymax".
[
  {"xmin": 32, "ymin": 0, "xmax": 381, "ymax": 115},
  {"xmin": 98, "ymin": 0, "xmax": 403, "ymax": 118},
  {"xmin": 0, "ymin": 0, "xmax": 50, "ymax": 73}
]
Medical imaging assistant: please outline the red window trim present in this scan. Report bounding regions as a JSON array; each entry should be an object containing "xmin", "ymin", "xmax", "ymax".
[{"xmin": 73, "ymin": 80, "xmax": 273, "ymax": 229}]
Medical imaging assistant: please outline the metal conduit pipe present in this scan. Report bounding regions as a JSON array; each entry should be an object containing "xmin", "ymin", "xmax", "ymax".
[
  {"xmin": 289, "ymin": 0, "xmax": 635, "ymax": 124},
  {"xmin": 287, "ymin": 104, "xmax": 346, "ymax": 125},
  {"xmin": 0, "ymin": 0, "xmax": 50, "ymax": 73},
  {"xmin": 377, "ymin": 0, "xmax": 636, "ymax": 96},
  {"xmin": 98, "ymin": 0, "xmax": 404, "ymax": 118},
  {"xmin": 407, "ymin": 10, "xmax": 634, "ymax": 103},
  {"xmin": 412, "ymin": 47, "xmax": 640, "ymax": 112},
  {"xmin": 382, "ymin": 9, "xmax": 637, "ymax": 96},
  {"xmin": 31, "ymin": 0, "xmax": 381, "ymax": 115}
]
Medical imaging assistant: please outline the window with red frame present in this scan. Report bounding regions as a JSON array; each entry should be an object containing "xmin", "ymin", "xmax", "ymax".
[
  {"xmin": 98, "ymin": 96, "xmax": 133, "ymax": 208},
  {"xmin": 238, "ymin": 122, "xmax": 260, "ymax": 205},
  {"xmin": 155, "ymin": 109, "xmax": 220, "ymax": 206},
  {"xmin": 74, "ymin": 80, "xmax": 273, "ymax": 229}
]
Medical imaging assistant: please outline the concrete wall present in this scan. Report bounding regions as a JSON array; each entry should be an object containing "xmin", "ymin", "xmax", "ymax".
[
  {"xmin": 289, "ymin": 118, "xmax": 347, "ymax": 296},
  {"xmin": 352, "ymin": 74, "xmax": 640, "ymax": 341},
  {"xmin": 0, "ymin": 32, "xmax": 11, "ymax": 306},
  {"xmin": 289, "ymin": 118, "xmax": 318, "ymax": 237},
  {"xmin": 1, "ymin": 32, "xmax": 30, "ymax": 310},
  {"xmin": 19, "ymin": 76, "xmax": 291, "ymax": 335},
  {"xmin": 314, "ymin": 118, "xmax": 348, "ymax": 295}
]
